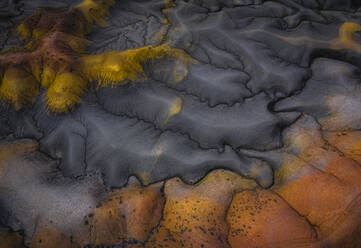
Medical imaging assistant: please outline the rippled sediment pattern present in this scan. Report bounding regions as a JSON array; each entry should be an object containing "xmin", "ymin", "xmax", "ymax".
[{"xmin": 0, "ymin": 0, "xmax": 360, "ymax": 247}]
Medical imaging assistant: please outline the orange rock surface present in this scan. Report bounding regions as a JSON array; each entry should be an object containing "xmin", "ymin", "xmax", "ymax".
[{"xmin": 90, "ymin": 179, "xmax": 164, "ymax": 245}]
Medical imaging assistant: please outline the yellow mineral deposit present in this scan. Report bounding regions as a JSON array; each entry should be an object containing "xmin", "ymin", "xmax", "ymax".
[
  {"xmin": 75, "ymin": 0, "xmax": 115, "ymax": 27},
  {"xmin": 81, "ymin": 43, "xmax": 192, "ymax": 88},
  {"xmin": 46, "ymin": 72, "xmax": 88, "ymax": 113},
  {"xmin": 164, "ymin": 97, "xmax": 183, "ymax": 124},
  {"xmin": 0, "ymin": 67, "xmax": 39, "ymax": 110},
  {"xmin": 16, "ymin": 23, "xmax": 32, "ymax": 39},
  {"xmin": 332, "ymin": 22, "xmax": 361, "ymax": 53}
]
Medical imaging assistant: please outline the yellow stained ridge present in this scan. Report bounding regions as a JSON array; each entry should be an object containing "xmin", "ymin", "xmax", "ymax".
[
  {"xmin": 75, "ymin": 0, "xmax": 115, "ymax": 27},
  {"xmin": 46, "ymin": 72, "xmax": 88, "ymax": 113},
  {"xmin": 81, "ymin": 43, "xmax": 192, "ymax": 88}
]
